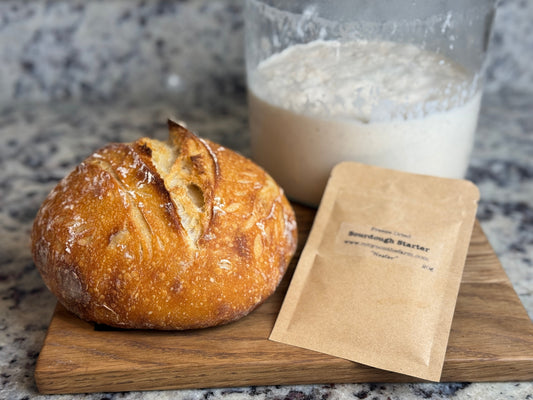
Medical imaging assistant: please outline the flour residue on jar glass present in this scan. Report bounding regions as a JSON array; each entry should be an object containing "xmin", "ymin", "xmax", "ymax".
[{"xmin": 248, "ymin": 39, "xmax": 482, "ymax": 206}]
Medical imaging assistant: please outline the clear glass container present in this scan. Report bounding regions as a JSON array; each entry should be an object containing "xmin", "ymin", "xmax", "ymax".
[{"xmin": 245, "ymin": 0, "xmax": 495, "ymax": 206}]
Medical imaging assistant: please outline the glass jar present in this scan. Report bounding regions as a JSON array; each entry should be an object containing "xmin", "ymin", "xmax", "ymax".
[{"xmin": 245, "ymin": 0, "xmax": 495, "ymax": 206}]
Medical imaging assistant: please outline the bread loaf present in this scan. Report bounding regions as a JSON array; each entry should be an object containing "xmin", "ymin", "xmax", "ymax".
[{"xmin": 31, "ymin": 120, "xmax": 297, "ymax": 330}]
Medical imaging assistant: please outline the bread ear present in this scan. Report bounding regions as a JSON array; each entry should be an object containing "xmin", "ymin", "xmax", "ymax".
[{"xmin": 136, "ymin": 120, "xmax": 218, "ymax": 244}]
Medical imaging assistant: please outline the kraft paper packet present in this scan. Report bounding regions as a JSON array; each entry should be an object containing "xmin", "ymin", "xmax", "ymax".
[{"xmin": 270, "ymin": 161, "xmax": 480, "ymax": 381}]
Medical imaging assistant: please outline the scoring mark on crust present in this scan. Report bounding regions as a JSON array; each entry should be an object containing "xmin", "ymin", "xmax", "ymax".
[{"xmin": 90, "ymin": 156, "xmax": 154, "ymax": 260}]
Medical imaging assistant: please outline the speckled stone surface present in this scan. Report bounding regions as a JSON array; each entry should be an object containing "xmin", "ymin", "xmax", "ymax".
[
  {"xmin": 0, "ymin": 0, "xmax": 246, "ymax": 106},
  {"xmin": 0, "ymin": 0, "xmax": 532, "ymax": 399}
]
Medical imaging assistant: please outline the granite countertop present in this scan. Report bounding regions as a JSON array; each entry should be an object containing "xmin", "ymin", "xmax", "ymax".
[{"xmin": 1, "ymin": 0, "xmax": 532, "ymax": 399}]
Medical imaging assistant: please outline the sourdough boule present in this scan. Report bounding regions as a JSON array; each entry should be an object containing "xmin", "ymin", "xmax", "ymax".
[{"xmin": 31, "ymin": 120, "xmax": 297, "ymax": 330}]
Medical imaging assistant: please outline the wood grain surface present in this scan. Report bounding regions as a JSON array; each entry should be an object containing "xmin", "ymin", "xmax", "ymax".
[{"xmin": 35, "ymin": 203, "xmax": 533, "ymax": 394}]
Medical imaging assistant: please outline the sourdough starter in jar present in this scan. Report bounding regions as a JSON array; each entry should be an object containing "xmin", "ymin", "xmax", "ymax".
[{"xmin": 248, "ymin": 40, "xmax": 482, "ymax": 206}]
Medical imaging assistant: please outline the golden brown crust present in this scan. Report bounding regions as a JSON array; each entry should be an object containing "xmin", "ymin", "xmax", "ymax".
[{"xmin": 31, "ymin": 120, "xmax": 297, "ymax": 329}]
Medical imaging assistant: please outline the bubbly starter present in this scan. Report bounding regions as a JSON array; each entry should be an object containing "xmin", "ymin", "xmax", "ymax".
[{"xmin": 248, "ymin": 40, "xmax": 482, "ymax": 206}]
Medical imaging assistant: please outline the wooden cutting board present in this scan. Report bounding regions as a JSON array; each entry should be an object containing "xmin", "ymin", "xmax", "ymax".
[{"xmin": 35, "ymin": 203, "xmax": 533, "ymax": 394}]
